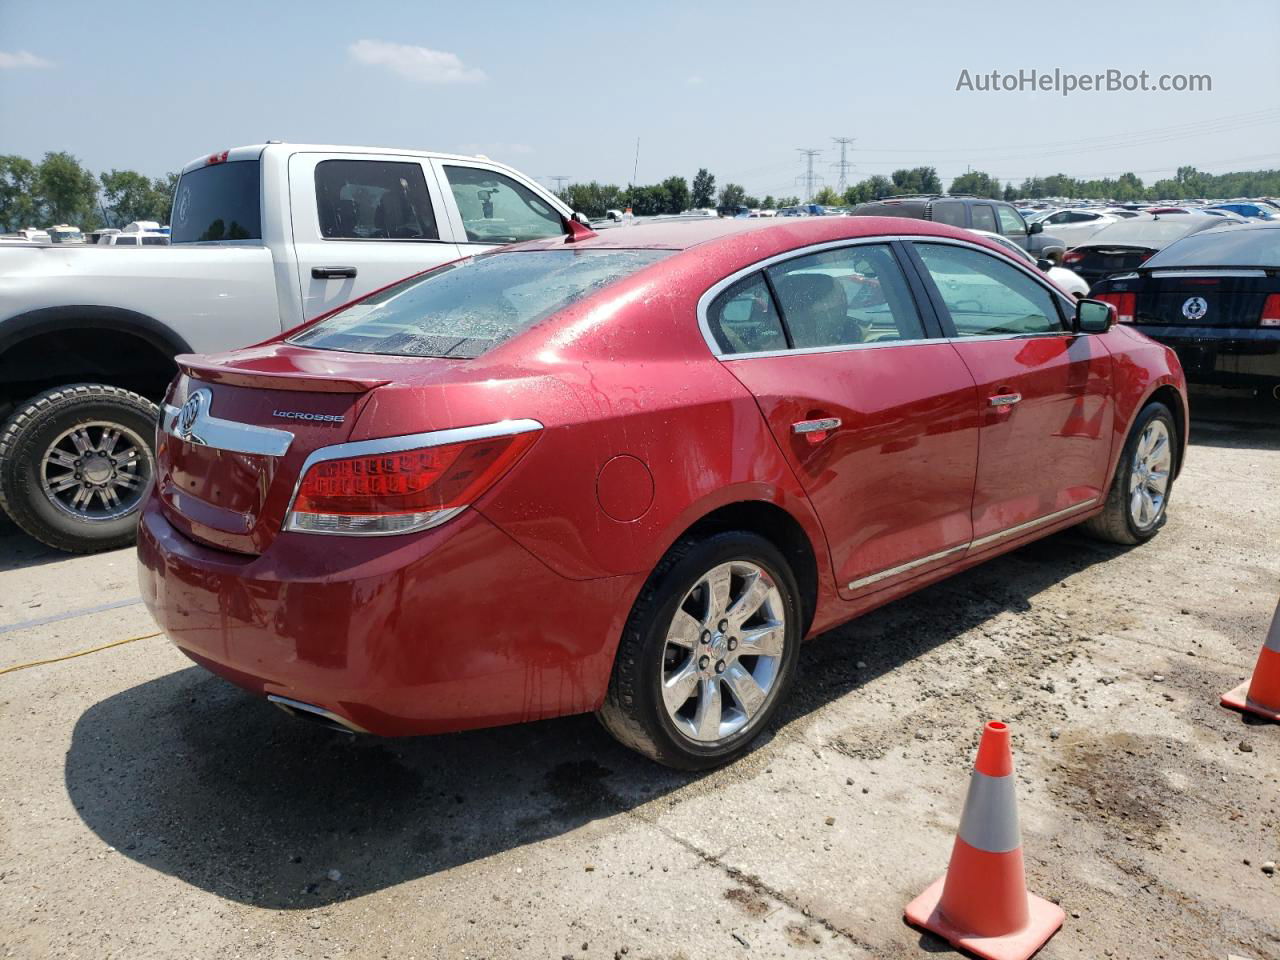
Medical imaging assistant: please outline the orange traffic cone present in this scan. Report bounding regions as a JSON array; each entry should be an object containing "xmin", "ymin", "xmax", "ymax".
[
  {"xmin": 905, "ymin": 721, "xmax": 1064, "ymax": 960},
  {"xmin": 1221, "ymin": 599, "xmax": 1280, "ymax": 722}
]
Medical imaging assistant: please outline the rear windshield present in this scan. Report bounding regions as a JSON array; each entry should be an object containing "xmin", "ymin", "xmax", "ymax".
[
  {"xmin": 1145, "ymin": 225, "xmax": 1280, "ymax": 268},
  {"xmin": 1084, "ymin": 217, "xmax": 1211, "ymax": 248},
  {"xmin": 171, "ymin": 160, "xmax": 262, "ymax": 243},
  {"xmin": 289, "ymin": 249, "xmax": 671, "ymax": 359}
]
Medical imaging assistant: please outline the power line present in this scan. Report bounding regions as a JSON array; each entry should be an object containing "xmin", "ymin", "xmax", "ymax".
[
  {"xmin": 831, "ymin": 137, "xmax": 855, "ymax": 194},
  {"xmin": 796, "ymin": 148, "xmax": 823, "ymax": 202},
  {"xmin": 549, "ymin": 175, "xmax": 570, "ymax": 194}
]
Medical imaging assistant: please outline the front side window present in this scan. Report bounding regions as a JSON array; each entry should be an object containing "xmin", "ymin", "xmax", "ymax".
[
  {"xmin": 970, "ymin": 205, "xmax": 998, "ymax": 231},
  {"xmin": 443, "ymin": 166, "xmax": 565, "ymax": 244},
  {"xmin": 290, "ymin": 249, "xmax": 669, "ymax": 359},
  {"xmin": 706, "ymin": 274, "xmax": 788, "ymax": 354},
  {"xmin": 314, "ymin": 160, "xmax": 439, "ymax": 241},
  {"xmin": 914, "ymin": 243, "xmax": 1065, "ymax": 337},
  {"xmin": 767, "ymin": 244, "xmax": 926, "ymax": 348},
  {"xmin": 114, "ymin": 235, "xmax": 138, "ymax": 246},
  {"xmin": 996, "ymin": 205, "xmax": 1026, "ymax": 237}
]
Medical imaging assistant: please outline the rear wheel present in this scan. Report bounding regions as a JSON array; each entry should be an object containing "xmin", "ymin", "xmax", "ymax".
[
  {"xmin": 598, "ymin": 531, "xmax": 801, "ymax": 769},
  {"xmin": 1083, "ymin": 401, "xmax": 1177, "ymax": 545},
  {"xmin": 0, "ymin": 384, "xmax": 158, "ymax": 553}
]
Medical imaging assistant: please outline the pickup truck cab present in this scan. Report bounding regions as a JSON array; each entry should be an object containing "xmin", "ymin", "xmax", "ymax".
[{"xmin": 0, "ymin": 143, "xmax": 576, "ymax": 552}]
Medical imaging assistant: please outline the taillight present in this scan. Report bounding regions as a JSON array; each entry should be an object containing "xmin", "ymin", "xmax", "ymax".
[
  {"xmin": 285, "ymin": 421, "xmax": 541, "ymax": 535},
  {"xmin": 1262, "ymin": 293, "xmax": 1280, "ymax": 328},
  {"xmin": 1094, "ymin": 292, "xmax": 1136, "ymax": 323},
  {"xmin": 1062, "ymin": 250, "xmax": 1084, "ymax": 265}
]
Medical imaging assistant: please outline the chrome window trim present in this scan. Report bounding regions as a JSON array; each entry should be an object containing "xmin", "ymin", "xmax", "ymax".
[
  {"xmin": 846, "ymin": 498, "xmax": 1097, "ymax": 591},
  {"xmin": 161, "ymin": 391, "xmax": 294, "ymax": 457},
  {"xmin": 697, "ymin": 233, "xmax": 1077, "ymax": 361},
  {"xmin": 281, "ymin": 418, "xmax": 543, "ymax": 534}
]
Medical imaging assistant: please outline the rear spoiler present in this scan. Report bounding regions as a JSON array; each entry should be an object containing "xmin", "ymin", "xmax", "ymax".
[{"xmin": 176, "ymin": 354, "xmax": 389, "ymax": 393}]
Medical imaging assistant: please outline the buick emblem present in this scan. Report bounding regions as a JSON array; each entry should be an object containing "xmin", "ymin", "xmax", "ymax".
[
  {"xmin": 177, "ymin": 390, "xmax": 207, "ymax": 442},
  {"xmin": 1181, "ymin": 296, "xmax": 1208, "ymax": 320}
]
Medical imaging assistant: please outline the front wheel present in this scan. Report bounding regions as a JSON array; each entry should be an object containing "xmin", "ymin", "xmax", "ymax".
[
  {"xmin": 0, "ymin": 384, "xmax": 158, "ymax": 553},
  {"xmin": 598, "ymin": 531, "xmax": 802, "ymax": 769},
  {"xmin": 1083, "ymin": 401, "xmax": 1177, "ymax": 545}
]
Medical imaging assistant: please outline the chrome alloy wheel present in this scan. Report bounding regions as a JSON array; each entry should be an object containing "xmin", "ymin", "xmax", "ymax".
[
  {"xmin": 39, "ymin": 421, "xmax": 154, "ymax": 521},
  {"xmin": 1128, "ymin": 419, "xmax": 1172, "ymax": 531},
  {"xmin": 660, "ymin": 560, "xmax": 787, "ymax": 744}
]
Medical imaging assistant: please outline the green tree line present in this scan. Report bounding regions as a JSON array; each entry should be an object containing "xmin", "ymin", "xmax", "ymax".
[
  {"xmin": 0, "ymin": 152, "xmax": 176, "ymax": 232},
  {"xmin": 561, "ymin": 162, "xmax": 1280, "ymax": 217}
]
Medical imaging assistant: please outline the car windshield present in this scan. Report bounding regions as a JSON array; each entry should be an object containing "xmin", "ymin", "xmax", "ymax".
[
  {"xmin": 289, "ymin": 249, "xmax": 671, "ymax": 359},
  {"xmin": 1144, "ymin": 225, "xmax": 1280, "ymax": 268}
]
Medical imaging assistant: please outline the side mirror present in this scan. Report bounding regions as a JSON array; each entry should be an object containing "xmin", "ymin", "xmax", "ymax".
[
  {"xmin": 1035, "ymin": 258, "xmax": 1053, "ymax": 272},
  {"xmin": 572, "ymin": 211, "xmax": 592, "ymax": 226},
  {"xmin": 1075, "ymin": 298, "xmax": 1115, "ymax": 333},
  {"xmin": 1028, "ymin": 220, "xmax": 1044, "ymax": 234}
]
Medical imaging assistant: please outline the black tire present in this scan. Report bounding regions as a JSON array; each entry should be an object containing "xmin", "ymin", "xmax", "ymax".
[
  {"xmin": 0, "ymin": 384, "xmax": 159, "ymax": 553},
  {"xmin": 598, "ymin": 531, "xmax": 802, "ymax": 770},
  {"xmin": 1082, "ymin": 401, "xmax": 1177, "ymax": 545}
]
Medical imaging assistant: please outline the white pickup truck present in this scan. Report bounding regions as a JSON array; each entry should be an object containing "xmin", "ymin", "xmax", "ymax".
[{"xmin": 0, "ymin": 142, "xmax": 578, "ymax": 552}]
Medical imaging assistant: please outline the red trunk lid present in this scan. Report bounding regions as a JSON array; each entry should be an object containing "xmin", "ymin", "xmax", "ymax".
[{"xmin": 158, "ymin": 346, "xmax": 419, "ymax": 555}]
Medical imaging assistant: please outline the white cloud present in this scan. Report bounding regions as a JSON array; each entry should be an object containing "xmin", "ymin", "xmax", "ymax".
[
  {"xmin": 686, "ymin": 75, "xmax": 704, "ymax": 86},
  {"xmin": 349, "ymin": 39, "xmax": 486, "ymax": 85},
  {"xmin": 0, "ymin": 50, "xmax": 54, "ymax": 70}
]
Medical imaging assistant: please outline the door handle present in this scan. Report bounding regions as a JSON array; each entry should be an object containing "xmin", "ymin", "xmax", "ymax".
[
  {"xmin": 988, "ymin": 392, "xmax": 1022, "ymax": 407},
  {"xmin": 312, "ymin": 266, "xmax": 358, "ymax": 280},
  {"xmin": 792, "ymin": 417, "xmax": 842, "ymax": 444}
]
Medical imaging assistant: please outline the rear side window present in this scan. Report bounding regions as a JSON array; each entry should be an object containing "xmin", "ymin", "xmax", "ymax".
[
  {"xmin": 314, "ymin": 160, "xmax": 439, "ymax": 241},
  {"xmin": 171, "ymin": 160, "xmax": 261, "ymax": 243},
  {"xmin": 931, "ymin": 201, "xmax": 967, "ymax": 227},
  {"xmin": 970, "ymin": 205, "xmax": 998, "ymax": 231},
  {"xmin": 290, "ymin": 249, "xmax": 669, "ymax": 359},
  {"xmin": 141, "ymin": 236, "xmax": 168, "ymax": 245},
  {"xmin": 443, "ymin": 166, "xmax": 565, "ymax": 244},
  {"xmin": 767, "ymin": 244, "xmax": 926, "ymax": 348},
  {"xmin": 914, "ymin": 242, "xmax": 1065, "ymax": 336},
  {"xmin": 707, "ymin": 274, "xmax": 788, "ymax": 354}
]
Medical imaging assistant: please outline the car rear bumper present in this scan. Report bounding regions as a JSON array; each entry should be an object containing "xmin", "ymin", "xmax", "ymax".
[
  {"xmin": 137, "ymin": 498, "xmax": 630, "ymax": 736},
  {"xmin": 1132, "ymin": 324, "xmax": 1280, "ymax": 387}
]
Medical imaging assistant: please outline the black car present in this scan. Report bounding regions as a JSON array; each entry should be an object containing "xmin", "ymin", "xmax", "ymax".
[
  {"xmin": 1091, "ymin": 222, "xmax": 1280, "ymax": 394},
  {"xmin": 850, "ymin": 195, "xmax": 1066, "ymax": 260},
  {"xmin": 1064, "ymin": 214, "xmax": 1234, "ymax": 286}
]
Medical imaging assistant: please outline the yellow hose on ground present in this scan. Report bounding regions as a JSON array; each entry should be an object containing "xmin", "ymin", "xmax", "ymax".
[{"xmin": 0, "ymin": 632, "xmax": 161, "ymax": 676}]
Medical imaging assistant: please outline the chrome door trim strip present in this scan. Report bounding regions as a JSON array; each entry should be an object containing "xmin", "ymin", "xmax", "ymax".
[
  {"xmin": 847, "ymin": 543, "xmax": 969, "ymax": 591},
  {"xmin": 846, "ymin": 497, "xmax": 1098, "ymax": 591},
  {"xmin": 969, "ymin": 498, "xmax": 1097, "ymax": 551},
  {"xmin": 162, "ymin": 391, "xmax": 294, "ymax": 457}
]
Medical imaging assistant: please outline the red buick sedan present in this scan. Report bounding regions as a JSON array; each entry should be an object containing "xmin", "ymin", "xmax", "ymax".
[{"xmin": 137, "ymin": 216, "xmax": 1187, "ymax": 768}]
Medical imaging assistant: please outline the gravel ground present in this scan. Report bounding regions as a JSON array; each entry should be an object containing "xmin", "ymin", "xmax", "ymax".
[{"xmin": 1, "ymin": 396, "xmax": 1277, "ymax": 960}]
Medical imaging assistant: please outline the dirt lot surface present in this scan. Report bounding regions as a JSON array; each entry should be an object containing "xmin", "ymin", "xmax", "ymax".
[{"xmin": 1, "ymin": 396, "xmax": 1278, "ymax": 960}]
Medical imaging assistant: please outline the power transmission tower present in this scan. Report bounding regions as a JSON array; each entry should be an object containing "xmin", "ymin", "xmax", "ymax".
[
  {"xmin": 550, "ymin": 176, "xmax": 570, "ymax": 194},
  {"xmin": 796, "ymin": 148, "xmax": 823, "ymax": 202},
  {"xmin": 831, "ymin": 137, "xmax": 855, "ymax": 194}
]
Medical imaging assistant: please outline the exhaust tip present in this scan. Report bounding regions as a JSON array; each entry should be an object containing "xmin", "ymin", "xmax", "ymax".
[{"xmin": 267, "ymin": 694, "xmax": 366, "ymax": 735}]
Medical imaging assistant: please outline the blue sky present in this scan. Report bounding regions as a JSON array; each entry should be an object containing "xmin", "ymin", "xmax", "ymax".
[{"xmin": 2, "ymin": 0, "xmax": 1278, "ymax": 197}]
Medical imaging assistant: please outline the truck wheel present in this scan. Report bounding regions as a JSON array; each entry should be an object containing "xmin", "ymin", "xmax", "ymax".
[{"xmin": 0, "ymin": 384, "xmax": 159, "ymax": 553}]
